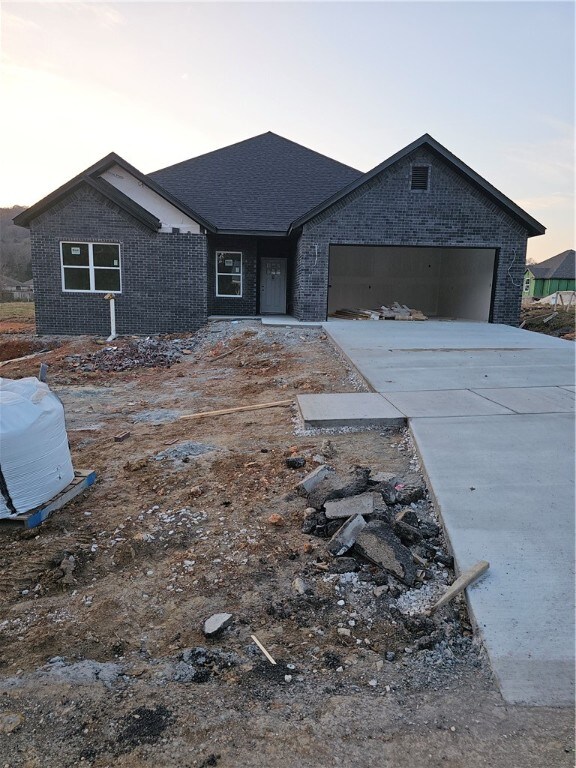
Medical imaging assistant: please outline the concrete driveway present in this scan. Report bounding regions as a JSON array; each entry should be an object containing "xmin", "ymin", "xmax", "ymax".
[{"xmin": 319, "ymin": 320, "xmax": 575, "ymax": 707}]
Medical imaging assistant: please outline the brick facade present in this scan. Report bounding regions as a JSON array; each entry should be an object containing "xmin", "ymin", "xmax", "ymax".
[
  {"xmin": 30, "ymin": 184, "xmax": 207, "ymax": 335},
  {"xmin": 207, "ymin": 235, "xmax": 258, "ymax": 316},
  {"xmin": 291, "ymin": 147, "xmax": 529, "ymax": 324},
  {"xmin": 27, "ymin": 147, "xmax": 532, "ymax": 334}
]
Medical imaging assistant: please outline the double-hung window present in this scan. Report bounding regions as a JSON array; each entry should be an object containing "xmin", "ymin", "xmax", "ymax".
[
  {"xmin": 216, "ymin": 251, "xmax": 242, "ymax": 297},
  {"xmin": 61, "ymin": 242, "xmax": 121, "ymax": 293}
]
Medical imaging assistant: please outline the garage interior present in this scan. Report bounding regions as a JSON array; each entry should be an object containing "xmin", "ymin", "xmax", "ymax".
[{"xmin": 328, "ymin": 246, "xmax": 497, "ymax": 322}]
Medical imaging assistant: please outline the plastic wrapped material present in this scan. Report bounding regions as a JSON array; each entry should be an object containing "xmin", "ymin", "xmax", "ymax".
[{"xmin": 0, "ymin": 377, "xmax": 74, "ymax": 518}]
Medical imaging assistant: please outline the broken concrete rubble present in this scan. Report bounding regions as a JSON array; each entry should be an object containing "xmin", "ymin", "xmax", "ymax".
[
  {"xmin": 203, "ymin": 613, "xmax": 233, "ymax": 637},
  {"xmin": 327, "ymin": 514, "xmax": 367, "ymax": 556},
  {"xmin": 65, "ymin": 336, "xmax": 191, "ymax": 372},
  {"xmin": 295, "ymin": 464, "xmax": 333, "ymax": 496},
  {"xmin": 307, "ymin": 465, "xmax": 371, "ymax": 509},
  {"xmin": 372, "ymin": 473, "xmax": 426, "ymax": 506},
  {"xmin": 286, "ymin": 456, "xmax": 306, "ymax": 469},
  {"xmin": 328, "ymin": 556, "xmax": 360, "ymax": 574},
  {"xmin": 354, "ymin": 521, "xmax": 417, "ymax": 586},
  {"xmin": 324, "ymin": 491, "xmax": 381, "ymax": 520}
]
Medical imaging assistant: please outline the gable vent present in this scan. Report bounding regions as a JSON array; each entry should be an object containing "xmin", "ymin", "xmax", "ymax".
[{"xmin": 411, "ymin": 165, "xmax": 430, "ymax": 191}]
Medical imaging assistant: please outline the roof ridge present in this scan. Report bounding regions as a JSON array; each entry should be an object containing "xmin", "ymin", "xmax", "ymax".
[{"xmin": 148, "ymin": 132, "xmax": 362, "ymax": 177}]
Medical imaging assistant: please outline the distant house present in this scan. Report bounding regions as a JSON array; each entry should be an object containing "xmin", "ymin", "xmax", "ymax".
[
  {"xmin": 14, "ymin": 132, "xmax": 545, "ymax": 335},
  {"xmin": 523, "ymin": 250, "xmax": 576, "ymax": 299},
  {"xmin": 0, "ymin": 274, "xmax": 34, "ymax": 301}
]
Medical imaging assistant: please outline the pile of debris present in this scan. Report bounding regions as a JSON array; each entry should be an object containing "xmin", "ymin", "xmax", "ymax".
[
  {"xmin": 297, "ymin": 464, "xmax": 453, "ymax": 599},
  {"xmin": 520, "ymin": 303, "xmax": 576, "ymax": 340},
  {"xmin": 331, "ymin": 303, "xmax": 427, "ymax": 321},
  {"xmin": 65, "ymin": 336, "xmax": 195, "ymax": 372}
]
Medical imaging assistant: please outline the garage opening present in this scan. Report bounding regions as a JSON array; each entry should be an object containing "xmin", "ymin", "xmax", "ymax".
[{"xmin": 328, "ymin": 246, "xmax": 497, "ymax": 322}]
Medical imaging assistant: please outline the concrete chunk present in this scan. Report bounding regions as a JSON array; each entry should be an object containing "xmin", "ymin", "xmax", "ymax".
[
  {"xmin": 295, "ymin": 465, "xmax": 333, "ymax": 496},
  {"xmin": 354, "ymin": 521, "xmax": 416, "ymax": 586},
  {"xmin": 324, "ymin": 491, "xmax": 380, "ymax": 520},
  {"xmin": 327, "ymin": 514, "xmax": 367, "ymax": 557},
  {"xmin": 307, "ymin": 466, "xmax": 371, "ymax": 509},
  {"xmin": 203, "ymin": 613, "xmax": 233, "ymax": 637}
]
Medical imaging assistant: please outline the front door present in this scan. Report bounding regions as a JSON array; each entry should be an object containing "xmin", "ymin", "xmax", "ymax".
[{"xmin": 260, "ymin": 257, "xmax": 287, "ymax": 314}]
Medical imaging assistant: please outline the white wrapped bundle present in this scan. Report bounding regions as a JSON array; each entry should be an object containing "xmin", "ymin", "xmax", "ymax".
[{"xmin": 0, "ymin": 377, "xmax": 74, "ymax": 518}]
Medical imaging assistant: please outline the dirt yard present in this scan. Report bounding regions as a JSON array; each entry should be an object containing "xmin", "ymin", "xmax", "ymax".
[{"xmin": 0, "ymin": 313, "xmax": 572, "ymax": 768}]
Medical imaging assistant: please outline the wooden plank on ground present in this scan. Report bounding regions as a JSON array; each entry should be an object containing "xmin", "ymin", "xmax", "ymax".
[{"xmin": 180, "ymin": 400, "xmax": 293, "ymax": 421}]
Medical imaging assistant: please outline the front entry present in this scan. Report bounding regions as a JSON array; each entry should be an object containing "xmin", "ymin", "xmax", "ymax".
[{"xmin": 260, "ymin": 257, "xmax": 287, "ymax": 314}]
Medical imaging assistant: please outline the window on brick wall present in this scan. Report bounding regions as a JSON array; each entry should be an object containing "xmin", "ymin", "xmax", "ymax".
[
  {"xmin": 216, "ymin": 251, "xmax": 242, "ymax": 297},
  {"xmin": 410, "ymin": 165, "xmax": 430, "ymax": 191},
  {"xmin": 61, "ymin": 242, "xmax": 121, "ymax": 293}
]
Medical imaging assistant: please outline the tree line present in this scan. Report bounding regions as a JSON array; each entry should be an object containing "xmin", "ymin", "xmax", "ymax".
[{"xmin": 1, "ymin": 206, "xmax": 31, "ymax": 281}]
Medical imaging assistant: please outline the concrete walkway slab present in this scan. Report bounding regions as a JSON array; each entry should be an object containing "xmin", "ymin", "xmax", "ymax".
[
  {"xmin": 297, "ymin": 393, "xmax": 405, "ymax": 428},
  {"xmin": 322, "ymin": 319, "xmax": 576, "ymax": 707},
  {"xmin": 472, "ymin": 386, "xmax": 576, "ymax": 414},
  {"xmin": 411, "ymin": 413, "xmax": 575, "ymax": 707},
  {"xmin": 380, "ymin": 389, "xmax": 515, "ymax": 417}
]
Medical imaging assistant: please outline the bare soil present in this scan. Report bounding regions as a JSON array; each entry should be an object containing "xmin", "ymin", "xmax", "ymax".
[{"xmin": 0, "ymin": 320, "xmax": 572, "ymax": 768}]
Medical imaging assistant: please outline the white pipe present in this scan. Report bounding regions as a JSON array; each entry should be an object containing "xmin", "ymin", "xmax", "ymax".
[{"xmin": 106, "ymin": 294, "xmax": 117, "ymax": 341}]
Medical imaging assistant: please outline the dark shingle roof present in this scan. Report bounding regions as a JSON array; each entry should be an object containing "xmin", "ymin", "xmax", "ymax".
[
  {"xmin": 148, "ymin": 132, "xmax": 363, "ymax": 233},
  {"xmin": 528, "ymin": 250, "xmax": 575, "ymax": 280}
]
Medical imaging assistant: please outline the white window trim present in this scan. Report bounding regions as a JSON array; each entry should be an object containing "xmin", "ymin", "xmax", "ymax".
[
  {"xmin": 523, "ymin": 277, "xmax": 531, "ymax": 292},
  {"xmin": 60, "ymin": 241, "xmax": 122, "ymax": 294},
  {"xmin": 215, "ymin": 251, "xmax": 243, "ymax": 298}
]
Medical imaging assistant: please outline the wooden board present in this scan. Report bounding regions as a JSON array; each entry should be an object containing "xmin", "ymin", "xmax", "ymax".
[
  {"xmin": 330, "ymin": 305, "xmax": 428, "ymax": 321},
  {"xmin": 0, "ymin": 470, "xmax": 96, "ymax": 530}
]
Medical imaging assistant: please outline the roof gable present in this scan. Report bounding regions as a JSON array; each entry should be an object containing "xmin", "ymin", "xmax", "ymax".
[
  {"xmin": 148, "ymin": 132, "xmax": 363, "ymax": 233},
  {"xmin": 13, "ymin": 153, "xmax": 214, "ymax": 231},
  {"xmin": 289, "ymin": 134, "xmax": 546, "ymax": 237}
]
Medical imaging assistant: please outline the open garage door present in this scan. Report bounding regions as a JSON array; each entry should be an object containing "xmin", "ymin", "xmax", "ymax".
[{"xmin": 328, "ymin": 246, "xmax": 497, "ymax": 322}]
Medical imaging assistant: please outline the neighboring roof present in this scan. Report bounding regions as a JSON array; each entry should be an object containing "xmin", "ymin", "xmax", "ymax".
[
  {"xmin": 0, "ymin": 274, "xmax": 21, "ymax": 288},
  {"xmin": 148, "ymin": 132, "xmax": 363, "ymax": 233},
  {"xmin": 527, "ymin": 250, "xmax": 575, "ymax": 280},
  {"xmin": 289, "ymin": 133, "xmax": 546, "ymax": 237},
  {"xmin": 13, "ymin": 153, "xmax": 215, "ymax": 231}
]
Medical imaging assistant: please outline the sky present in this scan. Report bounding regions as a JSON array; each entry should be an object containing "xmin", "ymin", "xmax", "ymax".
[{"xmin": 1, "ymin": 0, "xmax": 574, "ymax": 262}]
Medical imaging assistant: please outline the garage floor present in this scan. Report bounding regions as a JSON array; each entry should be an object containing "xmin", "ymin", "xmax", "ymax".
[{"xmin": 309, "ymin": 320, "xmax": 575, "ymax": 706}]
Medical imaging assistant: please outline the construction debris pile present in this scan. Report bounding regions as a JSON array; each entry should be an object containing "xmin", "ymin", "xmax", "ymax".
[
  {"xmin": 331, "ymin": 303, "xmax": 427, "ymax": 321},
  {"xmin": 520, "ymin": 303, "xmax": 576, "ymax": 341},
  {"xmin": 263, "ymin": 459, "xmax": 478, "ymax": 665},
  {"xmin": 64, "ymin": 336, "xmax": 195, "ymax": 373}
]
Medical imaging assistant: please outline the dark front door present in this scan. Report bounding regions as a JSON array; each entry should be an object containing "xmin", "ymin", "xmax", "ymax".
[{"xmin": 260, "ymin": 257, "xmax": 287, "ymax": 314}]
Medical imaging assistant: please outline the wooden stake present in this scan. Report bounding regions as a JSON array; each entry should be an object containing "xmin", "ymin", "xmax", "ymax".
[
  {"xmin": 427, "ymin": 560, "xmax": 490, "ymax": 614},
  {"xmin": 251, "ymin": 634, "xmax": 277, "ymax": 665},
  {"xmin": 180, "ymin": 400, "xmax": 292, "ymax": 420}
]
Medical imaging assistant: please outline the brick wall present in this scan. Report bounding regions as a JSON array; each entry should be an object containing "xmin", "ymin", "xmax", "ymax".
[
  {"xmin": 207, "ymin": 235, "xmax": 258, "ymax": 316},
  {"xmin": 291, "ymin": 147, "xmax": 529, "ymax": 325},
  {"xmin": 29, "ymin": 184, "xmax": 208, "ymax": 335}
]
